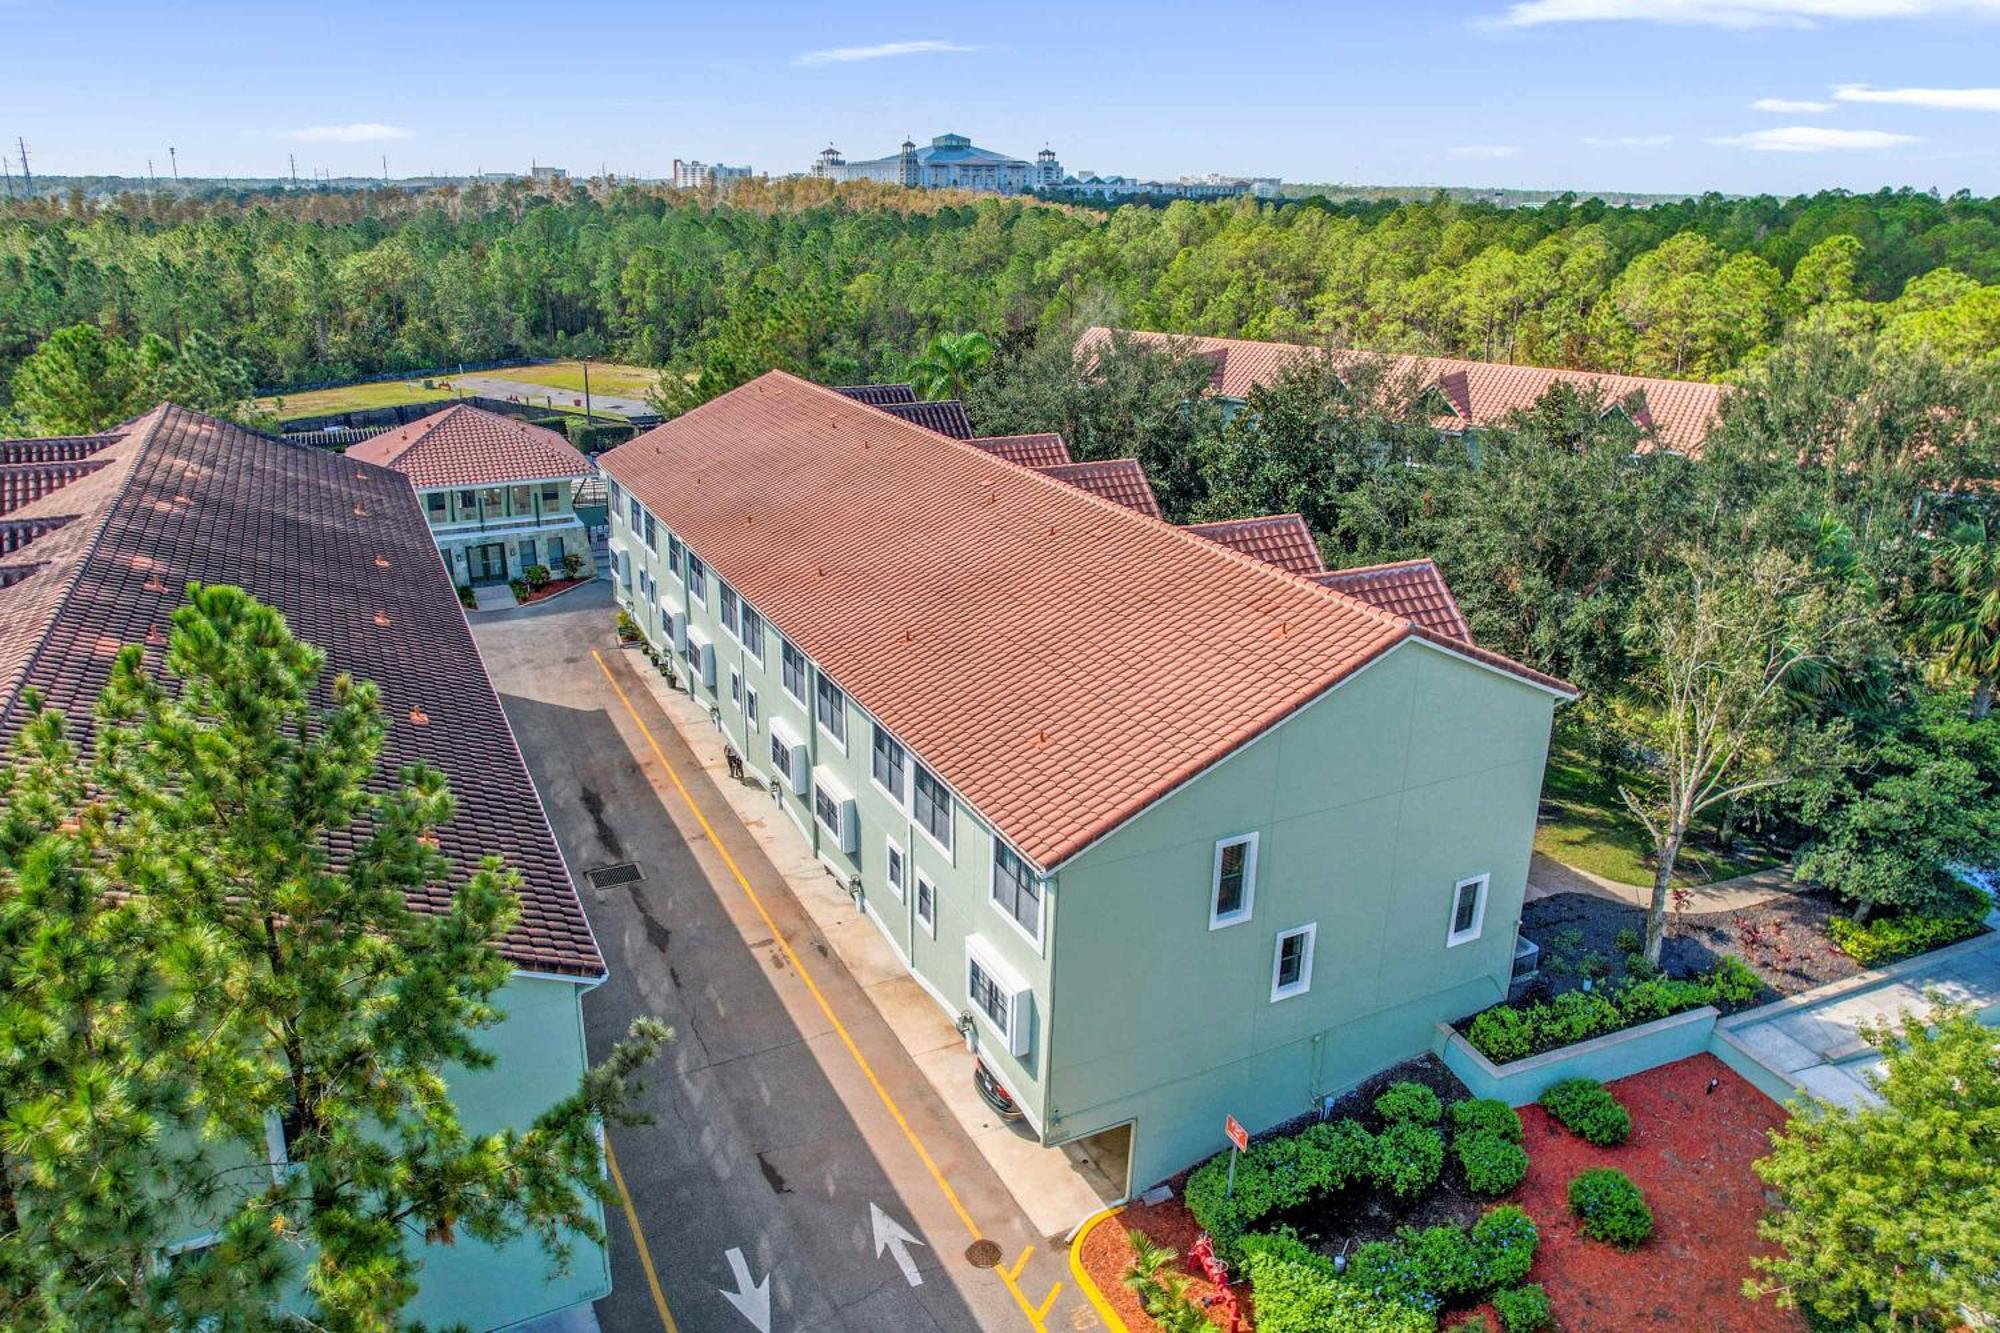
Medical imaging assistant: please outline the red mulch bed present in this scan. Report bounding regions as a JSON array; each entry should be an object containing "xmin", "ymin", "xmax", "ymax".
[
  {"xmin": 1515, "ymin": 1053, "xmax": 1802, "ymax": 1332},
  {"xmin": 515, "ymin": 576, "xmax": 591, "ymax": 605},
  {"xmin": 1082, "ymin": 1198, "xmax": 1244, "ymax": 1332}
]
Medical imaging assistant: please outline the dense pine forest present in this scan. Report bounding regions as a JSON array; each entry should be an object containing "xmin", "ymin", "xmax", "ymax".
[{"xmin": 2, "ymin": 177, "xmax": 1997, "ymax": 409}]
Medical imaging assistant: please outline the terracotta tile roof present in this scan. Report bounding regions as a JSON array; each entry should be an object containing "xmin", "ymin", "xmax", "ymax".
[
  {"xmin": 831, "ymin": 383, "xmax": 918, "ymax": 406},
  {"xmin": 872, "ymin": 399, "xmax": 976, "ymax": 439},
  {"xmin": 1079, "ymin": 327, "xmax": 1728, "ymax": 456},
  {"xmin": 0, "ymin": 406, "xmax": 602, "ymax": 979},
  {"xmin": 1311, "ymin": 558, "xmax": 1472, "ymax": 642},
  {"xmin": 1030, "ymin": 458, "xmax": 1163, "ymax": 519},
  {"xmin": 345, "ymin": 403, "xmax": 594, "ymax": 491},
  {"xmin": 2, "ymin": 459, "xmax": 112, "ymax": 515},
  {"xmin": 971, "ymin": 433, "xmax": 1074, "ymax": 468},
  {"xmin": 1182, "ymin": 514, "xmax": 1326, "ymax": 576},
  {"xmin": 600, "ymin": 372, "xmax": 1572, "ymax": 868},
  {"xmin": 0, "ymin": 434, "xmax": 120, "ymax": 465}
]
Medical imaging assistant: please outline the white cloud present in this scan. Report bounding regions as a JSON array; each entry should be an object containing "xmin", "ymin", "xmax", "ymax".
[
  {"xmin": 1711, "ymin": 125, "xmax": 1919, "ymax": 150},
  {"xmin": 1450, "ymin": 144, "xmax": 1521, "ymax": 158},
  {"xmin": 1582, "ymin": 134, "xmax": 1674, "ymax": 145},
  {"xmin": 793, "ymin": 39, "xmax": 982, "ymax": 66},
  {"xmin": 1835, "ymin": 82, "xmax": 2000, "ymax": 109},
  {"xmin": 1752, "ymin": 97, "xmax": 1834, "ymax": 112},
  {"xmin": 1493, "ymin": 0, "xmax": 2000, "ymax": 28},
  {"xmin": 280, "ymin": 123, "xmax": 413, "ymax": 144}
]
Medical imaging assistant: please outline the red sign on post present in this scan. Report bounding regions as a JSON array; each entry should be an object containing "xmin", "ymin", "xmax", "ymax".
[{"xmin": 1225, "ymin": 1114, "xmax": 1248, "ymax": 1153}]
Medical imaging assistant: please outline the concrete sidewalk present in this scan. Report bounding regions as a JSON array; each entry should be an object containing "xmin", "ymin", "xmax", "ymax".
[
  {"xmin": 1715, "ymin": 914, "xmax": 2000, "ymax": 1108},
  {"xmin": 617, "ymin": 644, "xmax": 1124, "ymax": 1241},
  {"xmin": 1525, "ymin": 852, "xmax": 1794, "ymax": 913}
]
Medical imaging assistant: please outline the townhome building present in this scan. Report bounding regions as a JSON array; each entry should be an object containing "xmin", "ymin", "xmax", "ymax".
[
  {"xmin": 0, "ymin": 406, "xmax": 608, "ymax": 1330},
  {"xmin": 348, "ymin": 403, "xmax": 594, "ymax": 588},
  {"xmin": 599, "ymin": 371, "xmax": 1574, "ymax": 1193},
  {"xmin": 1079, "ymin": 326, "xmax": 1729, "ymax": 456}
]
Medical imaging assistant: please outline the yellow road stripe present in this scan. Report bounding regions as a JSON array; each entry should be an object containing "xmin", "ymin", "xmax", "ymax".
[
  {"xmin": 591, "ymin": 649, "xmax": 1051, "ymax": 1331},
  {"xmin": 1067, "ymin": 1205, "xmax": 1129, "ymax": 1332},
  {"xmin": 1004, "ymin": 1245, "xmax": 1036, "ymax": 1281},
  {"xmin": 1034, "ymin": 1283, "xmax": 1064, "ymax": 1320},
  {"xmin": 604, "ymin": 1137, "xmax": 681, "ymax": 1333}
]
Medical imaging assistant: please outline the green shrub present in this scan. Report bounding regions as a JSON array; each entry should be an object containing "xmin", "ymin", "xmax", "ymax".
[
  {"xmin": 522, "ymin": 562, "xmax": 552, "ymax": 590},
  {"xmin": 1374, "ymin": 1081, "xmax": 1443, "ymax": 1125},
  {"xmin": 1243, "ymin": 1240, "xmax": 1431, "ymax": 1333},
  {"xmin": 1456, "ymin": 1129, "xmax": 1529, "ymax": 1195},
  {"xmin": 1346, "ymin": 1207, "xmax": 1539, "ymax": 1312},
  {"xmin": 1828, "ymin": 912, "xmax": 1984, "ymax": 967},
  {"xmin": 1370, "ymin": 1121, "xmax": 1444, "ymax": 1199},
  {"xmin": 1294, "ymin": 1117, "xmax": 1378, "ymax": 1194},
  {"xmin": 1567, "ymin": 1167, "xmax": 1653, "ymax": 1248},
  {"xmin": 1539, "ymin": 1078, "xmax": 1632, "ymax": 1146},
  {"xmin": 1470, "ymin": 1205, "xmax": 1539, "ymax": 1288},
  {"xmin": 1614, "ymin": 926, "xmax": 1643, "ymax": 955},
  {"xmin": 1449, "ymin": 1098, "xmax": 1523, "ymax": 1144},
  {"xmin": 1464, "ymin": 957, "xmax": 1764, "ymax": 1062},
  {"xmin": 1492, "ymin": 1282, "xmax": 1554, "ymax": 1332},
  {"xmin": 1184, "ymin": 1117, "xmax": 1382, "ymax": 1260},
  {"xmin": 1451, "ymin": 1317, "xmax": 1496, "ymax": 1333}
]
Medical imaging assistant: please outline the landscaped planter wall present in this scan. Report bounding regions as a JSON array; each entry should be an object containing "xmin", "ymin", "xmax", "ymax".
[{"xmin": 1433, "ymin": 1006, "xmax": 1720, "ymax": 1106}]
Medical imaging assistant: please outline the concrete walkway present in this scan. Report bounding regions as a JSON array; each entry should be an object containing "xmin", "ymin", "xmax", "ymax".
[
  {"xmin": 1525, "ymin": 852, "xmax": 1794, "ymax": 913},
  {"xmin": 471, "ymin": 583, "xmax": 518, "ymax": 612},
  {"xmin": 1715, "ymin": 914, "xmax": 2000, "ymax": 1108}
]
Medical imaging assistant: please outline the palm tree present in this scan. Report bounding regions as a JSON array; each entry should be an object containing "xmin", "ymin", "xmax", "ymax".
[
  {"xmin": 907, "ymin": 331, "xmax": 993, "ymax": 401},
  {"xmin": 1915, "ymin": 521, "xmax": 2000, "ymax": 721}
]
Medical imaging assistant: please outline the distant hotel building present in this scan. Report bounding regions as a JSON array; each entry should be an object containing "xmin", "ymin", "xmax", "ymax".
[
  {"xmin": 811, "ymin": 133, "xmax": 1062, "ymax": 194},
  {"xmin": 1063, "ymin": 172, "xmax": 1283, "ymax": 201},
  {"xmin": 672, "ymin": 159, "xmax": 755, "ymax": 190},
  {"xmin": 529, "ymin": 163, "xmax": 568, "ymax": 183}
]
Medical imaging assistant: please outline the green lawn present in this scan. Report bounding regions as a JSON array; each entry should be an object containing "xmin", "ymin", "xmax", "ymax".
[
  {"xmin": 261, "ymin": 379, "xmax": 456, "ymax": 419},
  {"xmin": 1535, "ymin": 740, "xmax": 1782, "ymax": 888},
  {"xmin": 461, "ymin": 361, "xmax": 662, "ymax": 399}
]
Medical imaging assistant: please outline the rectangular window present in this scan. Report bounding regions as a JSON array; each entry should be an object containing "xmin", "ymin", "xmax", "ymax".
[
  {"xmin": 1271, "ymin": 924, "xmax": 1316, "ymax": 1002},
  {"xmin": 781, "ymin": 640, "xmax": 808, "ymax": 703},
  {"xmin": 769, "ymin": 729, "xmax": 793, "ymax": 785},
  {"xmin": 426, "ymin": 492, "xmax": 447, "ymax": 515},
  {"xmin": 628, "ymin": 496, "xmax": 643, "ymax": 530},
  {"xmin": 815, "ymin": 674, "xmax": 846, "ymax": 747},
  {"xmin": 668, "ymin": 533, "xmax": 684, "ymax": 582},
  {"xmin": 686, "ymin": 553, "xmax": 707, "ymax": 605},
  {"xmin": 814, "ymin": 785, "xmax": 842, "ymax": 836},
  {"xmin": 745, "ymin": 686, "xmax": 759, "ymax": 732},
  {"xmin": 720, "ymin": 584, "xmax": 740, "ymax": 637},
  {"xmin": 916, "ymin": 876, "xmax": 936, "ymax": 936},
  {"xmin": 885, "ymin": 838, "xmax": 906, "ymax": 900},
  {"xmin": 518, "ymin": 538, "xmax": 537, "ymax": 569},
  {"xmin": 913, "ymin": 764, "xmax": 952, "ymax": 854},
  {"xmin": 458, "ymin": 489, "xmax": 477, "ymax": 509},
  {"xmin": 969, "ymin": 958, "xmax": 1010, "ymax": 1037},
  {"xmin": 741, "ymin": 605, "xmax": 764, "ymax": 662},
  {"xmin": 607, "ymin": 478, "xmax": 622, "ymax": 509},
  {"xmin": 542, "ymin": 482, "xmax": 561, "ymax": 505},
  {"xmin": 991, "ymin": 843, "xmax": 1042, "ymax": 945},
  {"xmin": 871, "ymin": 725, "xmax": 906, "ymax": 802},
  {"xmin": 1447, "ymin": 874, "xmax": 1489, "ymax": 947},
  {"xmin": 730, "ymin": 668, "xmax": 742, "ymax": 708},
  {"xmin": 644, "ymin": 512, "xmax": 658, "ymax": 551},
  {"xmin": 1211, "ymin": 833, "xmax": 1258, "ymax": 929}
]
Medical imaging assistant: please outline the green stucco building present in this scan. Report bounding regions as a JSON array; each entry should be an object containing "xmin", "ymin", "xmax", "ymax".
[{"xmin": 601, "ymin": 371, "xmax": 1572, "ymax": 1195}]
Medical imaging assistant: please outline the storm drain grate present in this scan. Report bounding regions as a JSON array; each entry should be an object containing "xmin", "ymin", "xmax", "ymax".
[{"xmin": 586, "ymin": 861, "xmax": 644, "ymax": 889}]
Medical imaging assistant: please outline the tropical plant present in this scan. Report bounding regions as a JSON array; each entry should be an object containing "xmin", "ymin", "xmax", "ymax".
[
  {"xmin": 1913, "ymin": 520, "xmax": 2000, "ymax": 720},
  {"xmin": 907, "ymin": 330, "xmax": 993, "ymax": 401}
]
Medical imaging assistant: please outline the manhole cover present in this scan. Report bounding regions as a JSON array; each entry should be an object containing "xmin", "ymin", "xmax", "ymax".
[
  {"xmin": 586, "ymin": 861, "xmax": 643, "ymax": 889},
  {"xmin": 964, "ymin": 1239, "xmax": 1004, "ymax": 1269}
]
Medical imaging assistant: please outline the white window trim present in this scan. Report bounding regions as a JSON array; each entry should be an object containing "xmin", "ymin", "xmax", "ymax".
[
  {"xmin": 884, "ymin": 835, "xmax": 907, "ymax": 901},
  {"xmin": 1209, "ymin": 831, "xmax": 1259, "ymax": 930},
  {"xmin": 744, "ymin": 684, "xmax": 760, "ymax": 733},
  {"xmin": 812, "ymin": 769, "xmax": 857, "ymax": 851},
  {"xmin": 966, "ymin": 936, "xmax": 1031, "ymax": 1057},
  {"xmin": 780, "ymin": 640, "xmax": 808, "ymax": 707},
  {"xmin": 815, "ymin": 677, "xmax": 848, "ymax": 755},
  {"xmin": 740, "ymin": 601, "xmax": 766, "ymax": 667},
  {"xmin": 1270, "ymin": 923, "xmax": 1317, "ymax": 1003},
  {"xmin": 911, "ymin": 765, "xmax": 955, "ymax": 864},
  {"xmin": 915, "ymin": 872, "xmax": 937, "ymax": 937},
  {"xmin": 870, "ymin": 725, "xmax": 910, "ymax": 810},
  {"xmin": 1447, "ymin": 873, "xmax": 1490, "ymax": 948},
  {"xmin": 989, "ymin": 842, "xmax": 1045, "ymax": 953}
]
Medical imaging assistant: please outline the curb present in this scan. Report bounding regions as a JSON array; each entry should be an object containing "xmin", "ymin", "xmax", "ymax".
[{"xmin": 1068, "ymin": 1205, "xmax": 1129, "ymax": 1332}]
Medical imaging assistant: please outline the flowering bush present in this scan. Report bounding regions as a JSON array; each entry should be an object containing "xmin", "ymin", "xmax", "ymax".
[
  {"xmin": 1539, "ymin": 1077, "xmax": 1632, "ymax": 1146},
  {"xmin": 1568, "ymin": 1167, "xmax": 1653, "ymax": 1248}
]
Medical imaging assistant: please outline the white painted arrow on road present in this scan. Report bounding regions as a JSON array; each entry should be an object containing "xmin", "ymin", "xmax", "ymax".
[
  {"xmin": 870, "ymin": 1202, "xmax": 926, "ymax": 1287},
  {"xmin": 719, "ymin": 1247, "xmax": 771, "ymax": 1332}
]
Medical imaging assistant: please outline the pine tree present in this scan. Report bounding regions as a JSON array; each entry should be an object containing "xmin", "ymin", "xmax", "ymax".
[{"xmin": 1, "ymin": 585, "xmax": 666, "ymax": 1329}]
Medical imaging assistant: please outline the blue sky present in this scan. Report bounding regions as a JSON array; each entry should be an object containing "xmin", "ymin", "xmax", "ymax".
[{"xmin": 11, "ymin": 0, "xmax": 2000, "ymax": 194}]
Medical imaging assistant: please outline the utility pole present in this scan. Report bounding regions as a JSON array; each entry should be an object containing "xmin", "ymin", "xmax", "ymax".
[
  {"xmin": 16, "ymin": 137, "xmax": 31, "ymax": 193},
  {"xmin": 581, "ymin": 356, "xmax": 593, "ymax": 423},
  {"xmin": 289, "ymin": 153, "xmax": 297, "ymax": 185},
  {"xmin": 2, "ymin": 154, "xmax": 12, "ymax": 200},
  {"xmin": 382, "ymin": 154, "xmax": 388, "ymax": 183},
  {"xmin": 168, "ymin": 146, "xmax": 178, "ymax": 179}
]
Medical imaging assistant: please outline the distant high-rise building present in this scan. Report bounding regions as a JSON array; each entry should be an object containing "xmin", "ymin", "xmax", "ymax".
[
  {"xmin": 529, "ymin": 164, "xmax": 568, "ymax": 183},
  {"xmin": 672, "ymin": 159, "xmax": 754, "ymax": 190}
]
